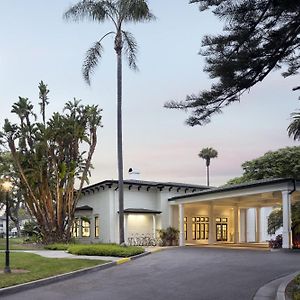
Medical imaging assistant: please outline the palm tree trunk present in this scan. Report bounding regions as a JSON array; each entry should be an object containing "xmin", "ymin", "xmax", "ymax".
[
  {"xmin": 117, "ymin": 49, "xmax": 125, "ymax": 244},
  {"xmin": 207, "ymin": 165, "xmax": 210, "ymax": 187}
]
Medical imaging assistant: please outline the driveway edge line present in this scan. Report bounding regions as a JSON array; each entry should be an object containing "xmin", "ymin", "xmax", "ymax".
[
  {"xmin": 0, "ymin": 249, "xmax": 154, "ymax": 297},
  {"xmin": 0, "ymin": 261, "xmax": 116, "ymax": 297},
  {"xmin": 276, "ymin": 271, "xmax": 299, "ymax": 300},
  {"xmin": 253, "ymin": 271, "xmax": 300, "ymax": 300}
]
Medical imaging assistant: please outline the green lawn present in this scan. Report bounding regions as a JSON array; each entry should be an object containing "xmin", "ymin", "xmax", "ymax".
[
  {"xmin": 0, "ymin": 238, "xmax": 42, "ymax": 250},
  {"xmin": 0, "ymin": 252, "xmax": 106, "ymax": 288}
]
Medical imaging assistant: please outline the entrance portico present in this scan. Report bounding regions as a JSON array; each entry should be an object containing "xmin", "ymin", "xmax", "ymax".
[{"xmin": 169, "ymin": 178, "xmax": 300, "ymax": 249}]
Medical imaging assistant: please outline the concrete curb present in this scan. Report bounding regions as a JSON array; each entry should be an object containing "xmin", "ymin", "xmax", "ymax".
[
  {"xmin": 0, "ymin": 261, "xmax": 116, "ymax": 297},
  {"xmin": 253, "ymin": 271, "xmax": 299, "ymax": 300},
  {"xmin": 0, "ymin": 249, "xmax": 156, "ymax": 297},
  {"xmin": 276, "ymin": 271, "xmax": 299, "ymax": 300}
]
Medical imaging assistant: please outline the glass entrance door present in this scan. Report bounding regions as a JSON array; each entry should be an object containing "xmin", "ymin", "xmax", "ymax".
[{"xmin": 216, "ymin": 223, "xmax": 227, "ymax": 241}]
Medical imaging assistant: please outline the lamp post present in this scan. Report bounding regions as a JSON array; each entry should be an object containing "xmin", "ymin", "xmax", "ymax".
[{"xmin": 2, "ymin": 180, "xmax": 12, "ymax": 274}]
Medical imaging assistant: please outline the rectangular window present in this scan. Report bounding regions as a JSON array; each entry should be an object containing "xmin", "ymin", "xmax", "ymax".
[
  {"xmin": 95, "ymin": 216, "xmax": 99, "ymax": 238},
  {"xmin": 216, "ymin": 217, "xmax": 228, "ymax": 241},
  {"xmin": 192, "ymin": 223, "xmax": 196, "ymax": 240},
  {"xmin": 192, "ymin": 216, "xmax": 209, "ymax": 240},
  {"xmin": 72, "ymin": 218, "xmax": 80, "ymax": 238},
  {"xmin": 82, "ymin": 219, "xmax": 90, "ymax": 237}
]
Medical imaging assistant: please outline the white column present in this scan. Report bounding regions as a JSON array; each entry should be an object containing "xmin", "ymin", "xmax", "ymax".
[
  {"xmin": 152, "ymin": 215, "xmax": 156, "ymax": 237},
  {"xmin": 124, "ymin": 214, "xmax": 128, "ymax": 244},
  {"xmin": 179, "ymin": 204, "xmax": 185, "ymax": 246},
  {"xmin": 255, "ymin": 207, "xmax": 261, "ymax": 243},
  {"xmin": 244, "ymin": 209, "xmax": 248, "ymax": 243},
  {"xmin": 208, "ymin": 203, "xmax": 215, "ymax": 244},
  {"xmin": 282, "ymin": 191, "xmax": 292, "ymax": 249},
  {"xmin": 234, "ymin": 206, "xmax": 240, "ymax": 243}
]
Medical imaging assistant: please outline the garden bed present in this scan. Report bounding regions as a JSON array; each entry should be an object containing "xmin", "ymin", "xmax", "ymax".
[{"xmin": 286, "ymin": 273, "xmax": 300, "ymax": 300}]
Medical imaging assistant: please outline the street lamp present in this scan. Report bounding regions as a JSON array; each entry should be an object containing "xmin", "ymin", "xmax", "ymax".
[{"xmin": 2, "ymin": 180, "xmax": 12, "ymax": 274}]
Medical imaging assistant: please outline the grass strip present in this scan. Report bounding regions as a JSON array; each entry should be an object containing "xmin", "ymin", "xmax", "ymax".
[
  {"xmin": 0, "ymin": 238, "xmax": 42, "ymax": 250},
  {"xmin": 0, "ymin": 252, "xmax": 106, "ymax": 288}
]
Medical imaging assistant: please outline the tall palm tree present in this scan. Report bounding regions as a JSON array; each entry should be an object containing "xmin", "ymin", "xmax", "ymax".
[
  {"xmin": 287, "ymin": 111, "xmax": 300, "ymax": 141},
  {"xmin": 198, "ymin": 147, "xmax": 218, "ymax": 186},
  {"xmin": 64, "ymin": 0, "xmax": 155, "ymax": 244}
]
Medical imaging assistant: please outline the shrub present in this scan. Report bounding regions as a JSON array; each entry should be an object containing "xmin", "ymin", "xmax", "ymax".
[
  {"xmin": 158, "ymin": 227, "xmax": 179, "ymax": 246},
  {"xmin": 268, "ymin": 234, "xmax": 282, "ymax": 249},
  {"xmin": 21, "ymin": 221, "xmax": 42, "ymax": 243},
  {"xmin": 67, "ymin": 244, "xmax": 144, "ymax": 257}
]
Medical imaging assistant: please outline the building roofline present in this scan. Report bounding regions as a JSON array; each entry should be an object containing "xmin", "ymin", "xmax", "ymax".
[
  {"xmin": 82, "ymin": 179, "xmax": 209, "ymax": 193},
  {"xmin": 120, "ymin": 208, "xmax": 162, "ymax": 214},
  {"xmin": 168, "ymin": 178, "xmax": 300, "ymax": 201}
]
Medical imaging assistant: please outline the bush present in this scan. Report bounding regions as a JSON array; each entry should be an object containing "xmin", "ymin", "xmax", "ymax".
[
  {"xmin": 268, "ymin": 234, "xmax": 282, "ymax": 249},
  {"xmin": 21, "ymin": 221, "xmax": 42, "ymax": 243},
  {"xmin": 67, "ymin": 244, "xmax": 144, "ymax": 257},
  {"xmin": 158, "ymin": 227, "xmax": 179, "ymax": 246}
]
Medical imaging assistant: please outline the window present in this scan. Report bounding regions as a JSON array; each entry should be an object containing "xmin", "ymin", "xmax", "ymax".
[
  {"xmin": 216, "ymin": 217, "xmax": 228, "ymax": 241},
  {"xmin": 192, "ymin": 216, "xmax": 209, "ymax": 240},
  {"xmin": 95, "ymin": 216, "xmax": 100, "ymax": 238},
  {"xmin": 72, "ymin": 218, "xmax": 80, "ymax": 238},
  {"xmin": 81, "ymin": 218, "xmax": 90, "ymax": 237},
  {"xmin": 184, "ymin": 217, "xmax": 187, "ymax": 240}
]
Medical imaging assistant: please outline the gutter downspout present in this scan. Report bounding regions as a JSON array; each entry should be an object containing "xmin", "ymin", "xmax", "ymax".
[{"xmin": 289, "ymin": 179, "xmax": 296, "ymax": 195}]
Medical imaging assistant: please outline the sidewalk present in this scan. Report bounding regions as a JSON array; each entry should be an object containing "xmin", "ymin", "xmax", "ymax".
[{"xmin": 13, "ymin": 250, "xmax": 121, "ymax": 262}]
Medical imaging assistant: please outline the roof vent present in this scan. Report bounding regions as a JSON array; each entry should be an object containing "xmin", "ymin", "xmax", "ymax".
[{"xmin": 128, "ymin": 168, "xmax": 140, "ymax": 180}]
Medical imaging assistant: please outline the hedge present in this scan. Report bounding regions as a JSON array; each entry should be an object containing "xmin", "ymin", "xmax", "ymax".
[{"xmin": 67, "ymin": 244, "xmax": 144, "ymax": 257}]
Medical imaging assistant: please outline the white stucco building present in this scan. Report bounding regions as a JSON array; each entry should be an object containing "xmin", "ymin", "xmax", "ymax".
[{"xmin": 76, "ymin": 177, "xmax": 299, "ymax": 249}]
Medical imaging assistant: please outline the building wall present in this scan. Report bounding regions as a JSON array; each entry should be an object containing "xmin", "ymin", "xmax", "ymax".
[
  {"xmin": 77, "ymin": 185, "xmax": 202, "ymax": 243},
  {"xmin": 127, "ymin": 214, "xmax": 154, "ymax": 237},
  {"xmin": 0, "ymin": 218, "xmax": 6, "ymax": 235},
  {"xmin": 76, "ymin": 189, "xmax": 112, "ymax": 243}
]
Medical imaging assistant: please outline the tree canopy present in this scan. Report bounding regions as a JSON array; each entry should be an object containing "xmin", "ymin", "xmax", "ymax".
[
  {"xmin": 0, "ymin": 82, "xmax": 102, "ymax": 243},
  {"xmin": 226, "ymin": 146, "xmax": 300, "ymax": 185},
  {"xmin": 165, "ymin": 0, "xmax": 300, "ymax": 126},
  {"xmin": 198, "ymin": 147, "xmax": 218, "ymax": 167}
]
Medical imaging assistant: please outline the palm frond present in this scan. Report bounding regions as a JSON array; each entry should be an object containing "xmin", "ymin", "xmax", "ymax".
[
  {"xmin": 63, "ymin": 0, "xmax": 108, "ymax": 23},
  {"xmin": 82, "ymin": 40, "xmax": 104, "ymax": 85},
  {"xmin": 287, "ymin": 111, "xmax": 300, "ymax": 141},
  {"xmin": 122, "ymin": 31, "xmax": 138, "ymax": 70},
  {"xmin": 119, "ymin": 0, "xmax": 156, "ymax": 23}
]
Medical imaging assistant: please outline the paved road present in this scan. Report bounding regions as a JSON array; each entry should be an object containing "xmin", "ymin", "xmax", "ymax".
[{"xmin": 3, "ymin": 247, "xmax": 300, "ymax": 300}]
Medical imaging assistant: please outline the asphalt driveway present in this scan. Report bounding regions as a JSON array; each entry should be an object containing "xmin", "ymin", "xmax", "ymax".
[{"xmin": 3, "ymin": 247, "xmax": 300, "ymax": 300}]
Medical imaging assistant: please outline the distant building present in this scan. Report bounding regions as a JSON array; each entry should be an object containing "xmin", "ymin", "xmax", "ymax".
[{"xmin": 0, "ymin": 215, "xmax": 6, "ymax": 237}]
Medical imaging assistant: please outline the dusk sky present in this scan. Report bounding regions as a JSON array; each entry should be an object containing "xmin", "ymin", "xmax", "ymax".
[{"xmin": 0, "ymin": 1, "xmax": 298, "ymax": 187}]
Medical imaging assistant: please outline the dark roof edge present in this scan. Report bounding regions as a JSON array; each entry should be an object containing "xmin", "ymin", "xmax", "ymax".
[
  {"xmin": 168, "ymin": 178, "xmax": 300, "ymax": 201},
  {"xmin": 82, "ymin": 179, "xmax": 209, "ymax": 192}
]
